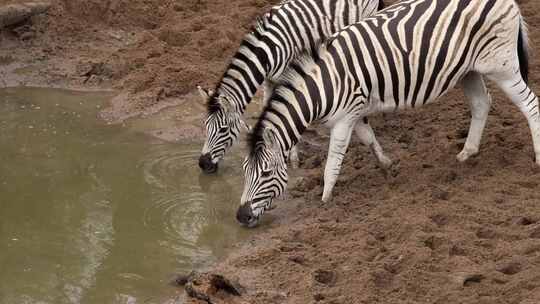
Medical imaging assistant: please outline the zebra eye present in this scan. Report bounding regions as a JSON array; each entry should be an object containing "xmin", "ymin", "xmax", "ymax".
[
  {"xmin": 219, "ymin": 127, "xmax": 229, "ymax": 133},
  {"xmin": 261, "ymin": 170, "xmax": 273, "ymax": 177}
]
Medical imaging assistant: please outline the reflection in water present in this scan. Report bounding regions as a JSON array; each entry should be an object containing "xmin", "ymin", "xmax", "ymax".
[{"xmin": 0, "ymin": 88, "xmax": 248, "ymax": 304}]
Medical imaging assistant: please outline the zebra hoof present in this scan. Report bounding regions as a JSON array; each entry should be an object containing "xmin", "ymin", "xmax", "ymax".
[
  {"xmin": 456, "ymin": 148, "xmax": 478, "ymax": 163},
  {"xmin": 378, "ymin": 155, "xmax": 394, "ymax": 170},
  {"xmin": 383, "ymin": 160, "xmax": 399, "ymax": 179},
  {"xmin": 321, "ymin": 193, "xmax": 333, "ymax": 203}
]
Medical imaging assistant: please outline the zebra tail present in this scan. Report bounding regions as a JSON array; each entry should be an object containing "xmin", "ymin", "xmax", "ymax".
[
  {"xmin": 518, "ymin": 18, "xmax": 529, "ymax": 84},
  {"xmin": 378, "ymin": 0, "xmax": 385, "ymax": 11}
]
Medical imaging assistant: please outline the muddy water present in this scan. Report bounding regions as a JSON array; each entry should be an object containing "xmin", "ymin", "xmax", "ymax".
[{"xmin": 0, "ymin": 88, "xmax": 249, "ymax": 304}]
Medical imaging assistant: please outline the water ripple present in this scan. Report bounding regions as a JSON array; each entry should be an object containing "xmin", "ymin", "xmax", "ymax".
[
  {"xmin": 139, "ymin": 146, "xmax": 200, "ymax": 190},
  {"xmin": 139, "ymin": 143, "xmax": 244, "ymax": 267}
]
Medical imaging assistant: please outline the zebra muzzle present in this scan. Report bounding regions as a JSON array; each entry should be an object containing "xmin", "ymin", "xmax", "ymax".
[
  {"xmin": 198, "ymin": 153, "xmax": 218, "ymax": 173},
  {"xmin": 236, "ymin": 203, "xmax": 259, "ymax": 227}
]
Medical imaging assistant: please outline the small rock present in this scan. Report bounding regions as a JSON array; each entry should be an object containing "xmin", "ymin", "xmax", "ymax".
[
  {"xmin": 397, "ymin": 133, "xmax": 413, "ymax": 145},
  {"xmin": 445, "ymin": 171, "xmax": 458, "ymax": 182},
  {"xmin": 496, "ymin": 261, "xmax": 522, "ymax": 275},
  {"xmin": 172, "ymin": 273, "xmax": 190, "ymax": 286},
  {"xmin": 288, "ymin": 255, "xmax": 306, "ymax": 264},
  {"xmin": 492, "ymin": 277, "xmax": 509, "ymax": 285},
  {"xmin": 449, "ymin": 244, "xmax": 467, "ymax": 256},
  {"xmin": 430, "ymin": 214, "xmax": 449, "ymax": 227},
  {"xmin": 515, "ymin": 216, "xmax": 536, "ymax": 226},
  {"xmin": 431, "ymin": 187, "xmax": 450, "ymax": 201},
  {"xmin": 313, "ymin": 269, "xmax": 337, "ymax": 286},
  {"xmin": 210, "ymin": 274, "xmax": 244, "ymax": 296},
  {"xmin": 302, "ymin": 155, "xmax": 322, "ymax": 169},
  {"xmin": 476, "ymin": 227, "xmax": 497, "ymax": 239},
  {"xmin": 183, "ymin": 271, "xmax": 244, "ymax": 303},
  {"xmin": 451, "ymin": 272, "xmax": 485, "ymax": 286}
]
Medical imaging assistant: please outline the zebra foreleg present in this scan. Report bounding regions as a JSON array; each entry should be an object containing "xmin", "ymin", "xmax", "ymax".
[
  {"xmin": 289, "ymin": 145, "xmax": 300, "ymax": 169},
  {"xmin": 322, "ymin": 120, "xmax": 354, "ymax": 202},
  {"xmin": 354, "ymin": 118, "xmax": 393, "ymax": 169},
  {"xmin": 488, "ymin": 70, "xmax": 540, "ymax": 165},
  {"xmin": 457, "ymin": 72, "xmax": 492, "ymax": 162}
]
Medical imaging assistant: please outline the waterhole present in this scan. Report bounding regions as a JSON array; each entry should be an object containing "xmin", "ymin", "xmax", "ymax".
[{"xmin": 0, "ymin": 87, "xmax": 249, "ymax": 304}]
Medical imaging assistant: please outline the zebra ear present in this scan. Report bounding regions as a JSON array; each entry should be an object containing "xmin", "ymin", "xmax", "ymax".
[
  {"xmin": 197, "ymin": 86, "xmax": 214, "ymax": 101},
  {"xmin": 262, "ymin": 127, "xmax": 279, "ymax": 151}
]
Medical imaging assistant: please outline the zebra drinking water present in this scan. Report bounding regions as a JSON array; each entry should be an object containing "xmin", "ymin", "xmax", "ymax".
[
  {"xmin": 237, "ymin": 0, "xmax": 539, "ymax": 227},
  {"xmin": 198, "ymin": 0, "xmax": 389, "ymax": 173}
]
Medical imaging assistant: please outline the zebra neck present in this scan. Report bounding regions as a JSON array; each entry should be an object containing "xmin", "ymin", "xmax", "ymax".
[
  {"xmin": 262, "ymin": 95, "xmax": 312, "ymax": 157},
  {"xmin": 215, "ymin": 31, "xmax": 285, "ymax": 114},
  {"xmin": 266, "ymin": 46, "xmax": 359, "ymax": 152}
]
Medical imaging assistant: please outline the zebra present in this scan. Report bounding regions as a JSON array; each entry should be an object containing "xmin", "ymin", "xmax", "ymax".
[
  {"xmin": 237, "ymin": 0, "xmax": 539, "ymax": 227},
  {"xmin": 198, "ymin": 0, "xmax": 391, "ymax": 174}
]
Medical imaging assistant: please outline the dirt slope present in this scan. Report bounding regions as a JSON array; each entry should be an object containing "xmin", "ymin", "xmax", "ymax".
[
  {"xmin": 184, "ymin": 0, "xmax": 540, "ymax": 303},
  {"xmin": 0, "ymin": 0, "xmax": 278, "ymax": 120}
]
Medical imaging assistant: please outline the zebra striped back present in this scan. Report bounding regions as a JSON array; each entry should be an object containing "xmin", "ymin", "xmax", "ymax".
[
  {"xmin": 199, "ymin": 0, "xmax": 383, "ymax": 173},
  {"xmin": 262, "ymin": 0, "xmax": 526, "ymax": 144},
  {"xmin": 239, "ymin": 0, "xmax": 533, "ymax": 225}
]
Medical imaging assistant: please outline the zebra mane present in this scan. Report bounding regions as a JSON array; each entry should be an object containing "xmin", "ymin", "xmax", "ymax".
[
  {"xmin": 253, "ymin": 6, "xmax": 278, "ymax": 35},
  {"xmin": 276, "ymin": 38, "xmax": 332, "ymax": 89},
  {"xmin": 248, "ymin": 40, "xmax": 333, "ymax": 156},
  {"xmin": 247, "ymin": 113, "xmax": 269, "ymax": 156},
  {"xmin": 206, "ymin": 89, "xmax": 222, "ymax": 115},
  {"xmin": 208, "ymin": 7, "xmax": 280, "ymax": 116}
]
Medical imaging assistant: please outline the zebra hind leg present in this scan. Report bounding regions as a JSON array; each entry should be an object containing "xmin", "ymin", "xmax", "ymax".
[
  {"xmin": 457, "ymin": 72, "xmax": 492, "ymax": 162},
  {"xmin": 488, "ymin": 70, "xmax": 540, "ymax": 165},
  {"xmin": 354, "ymin": 118, "xmax": 393, "ymax": 170},
  {"xmin": 322, "ymin": 120, "xmax": 355, "ymax": 203}
]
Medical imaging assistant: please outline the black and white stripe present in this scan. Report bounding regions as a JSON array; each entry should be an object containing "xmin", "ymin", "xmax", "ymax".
[
  {"xmin": 238, "ymin": 0, "xmax": 540, "ymax": 226},
  {"xmin": 199, "ymin": 0, "xmax": 384, "ymax": 173}
]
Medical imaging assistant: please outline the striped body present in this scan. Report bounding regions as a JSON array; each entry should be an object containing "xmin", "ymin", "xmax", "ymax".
[
  {"xmin": 271, "ymin": 0, "xmax": 526, "ymax": 145},
  {"xmin": 199, "ymin": 0, "xmax": 382, "ymax": 173},
  {"xmin": 238, "ymin": 0, "xmax": 540, "ymax": 226}
]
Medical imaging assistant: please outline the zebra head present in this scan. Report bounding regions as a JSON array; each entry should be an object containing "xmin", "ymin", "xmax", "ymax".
[
  {"xmin": 237, "ymin": 127, "xmax": 288, "ymax": 227},
  {"xmin": 198, "ymin": 86, "xmax": 249, "ymax": 173}
]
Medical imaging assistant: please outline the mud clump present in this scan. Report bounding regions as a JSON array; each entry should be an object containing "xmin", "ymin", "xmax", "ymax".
[
  {"xmin": 0, "ymin": 2, "xmax": 51, "ymax": 28},
  {"xmin": 496, "ymin": 261, "xmax": 523, "ymax": 276},
  {"xmin": 0, "ymin": 0, "xmax": 279, "ymax": 121},
  {"xmin": 175, "ymin": 271, "xmax": 245, "ymax": 303},
  {"xmin": 313, "ymin": 269, "xmax": 337, "ymax": 286}
]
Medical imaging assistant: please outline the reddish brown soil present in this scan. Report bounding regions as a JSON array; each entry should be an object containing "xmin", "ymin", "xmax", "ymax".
[
  {"xmin": 2, "ymin": 0, "xmax": 540, "ymax": 303},
  {"xmin": 0, "ymin": 0, "xmax": 278, "ymax": 121},
  {"xmin": 184, "ymin": 0, "xmax": 540, "ymax": 303}
]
